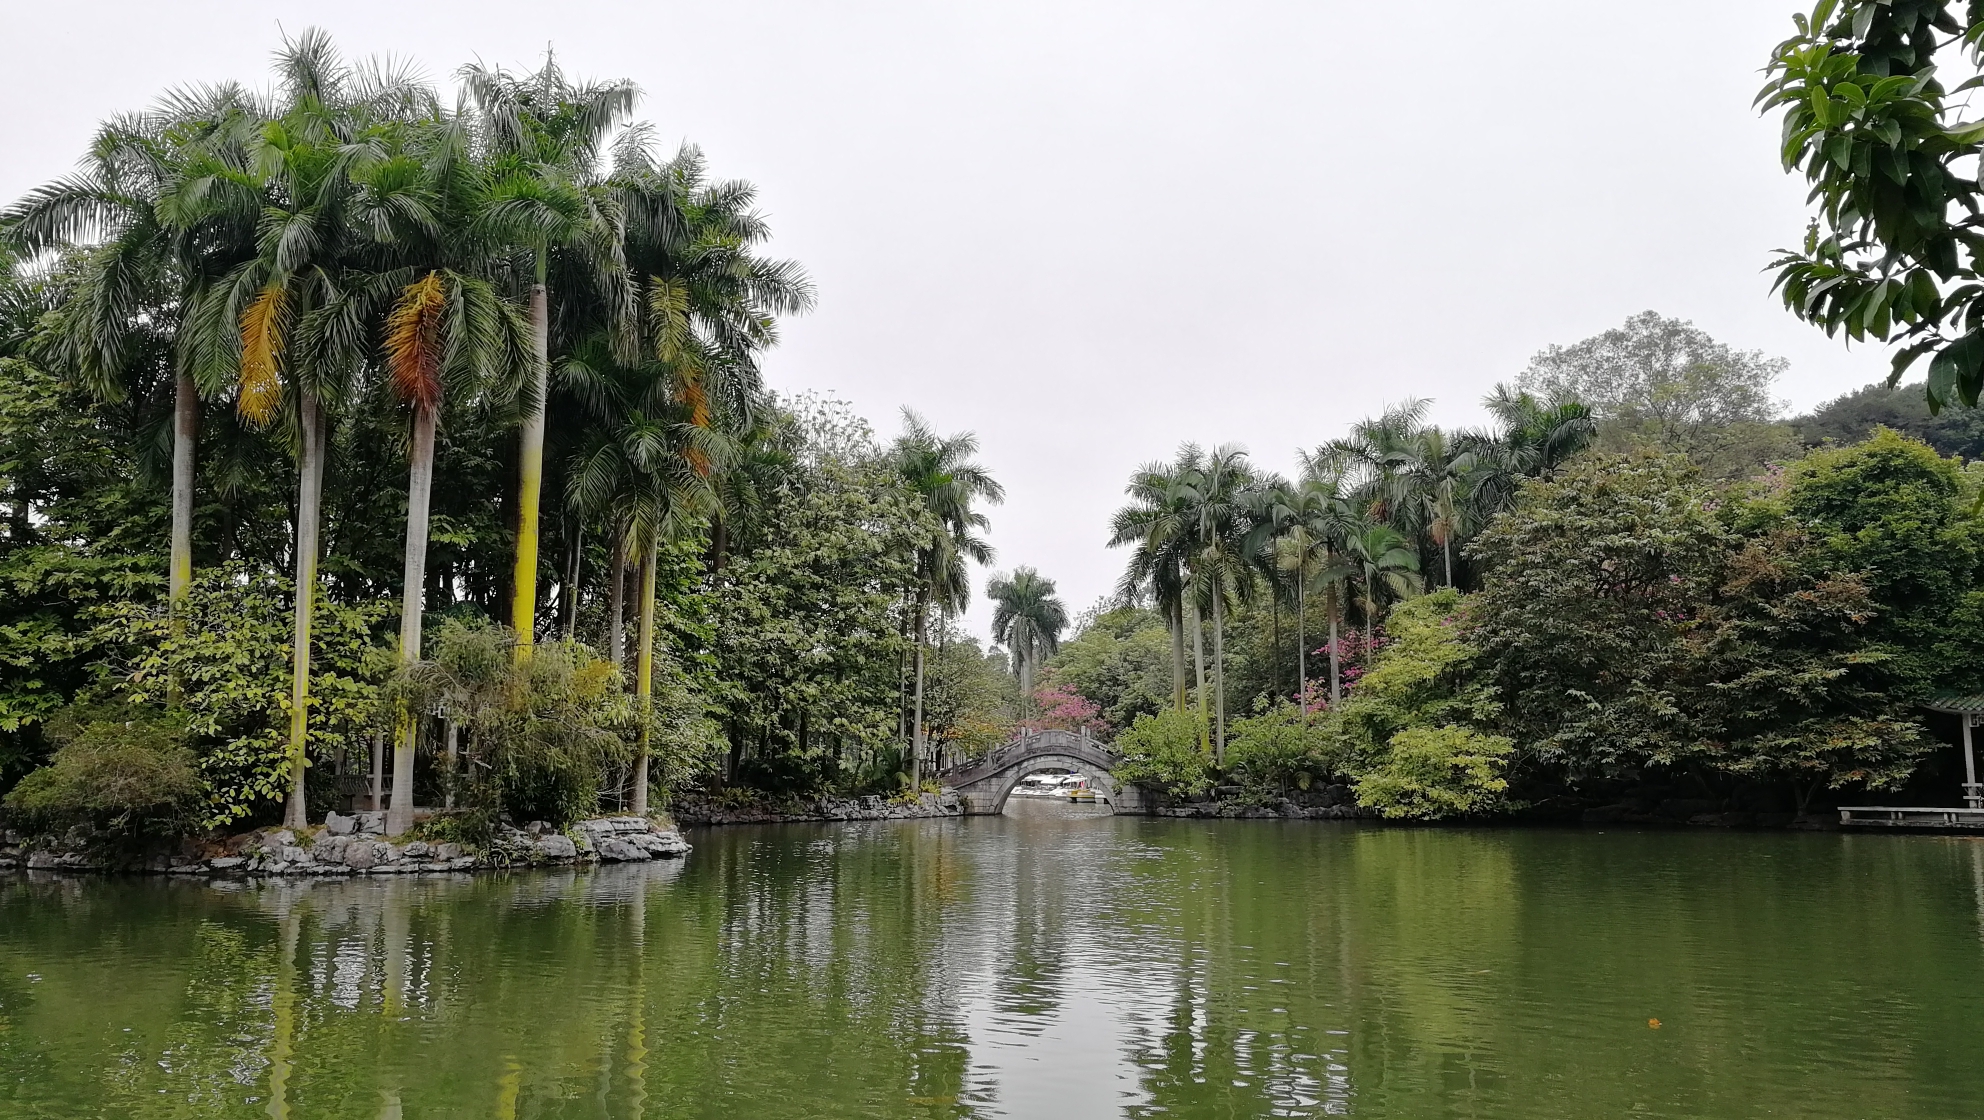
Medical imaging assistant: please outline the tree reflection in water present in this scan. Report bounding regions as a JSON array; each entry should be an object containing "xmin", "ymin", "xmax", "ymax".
[{"xmin": 3, "ymin": 823, "xmax": 1984, "ymax": 1118}]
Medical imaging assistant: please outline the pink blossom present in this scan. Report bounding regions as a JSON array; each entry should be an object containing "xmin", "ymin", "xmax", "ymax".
[{"xmin": 1024, "ymin": 683, "xmax": 1110, "ymax": 734}]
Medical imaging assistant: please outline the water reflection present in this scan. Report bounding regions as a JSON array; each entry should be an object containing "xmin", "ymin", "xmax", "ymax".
[{"xmin": 2, "ymin": 820, "xmax": 1983, "ymax": 1118}]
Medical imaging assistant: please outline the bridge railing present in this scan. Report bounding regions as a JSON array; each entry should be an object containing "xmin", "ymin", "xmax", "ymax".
[{"xmin": 938, "ymin": 727, "xmax": 1115, "ymax": 780}]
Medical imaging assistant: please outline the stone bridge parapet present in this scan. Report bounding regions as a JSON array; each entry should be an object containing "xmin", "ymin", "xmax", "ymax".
[{"xmin": 936, "ymin": 729, "xmax": 1148, "ymax": 815}]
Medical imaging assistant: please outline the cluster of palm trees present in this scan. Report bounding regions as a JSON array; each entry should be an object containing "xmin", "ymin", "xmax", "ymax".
[
  {"xmin": 889, "ymin": 411, "xmax": 1003, "ymax": 787},
  {"xmin": 1109, "ymin": 387, "xmax": 1594, "ymax": 761},
  {"xmin": 2, "ymin": 33, "xmax": 811, "ymax": 831}
]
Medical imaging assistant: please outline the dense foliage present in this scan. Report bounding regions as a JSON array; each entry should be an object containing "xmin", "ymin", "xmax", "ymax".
[
  {"xmin": 1076, "ymin": 306, "xmax": 1984, "ymax": 820},
  {"xmin": 0, "ymin": 37, "xmax": 1016, "ymax": 838}
]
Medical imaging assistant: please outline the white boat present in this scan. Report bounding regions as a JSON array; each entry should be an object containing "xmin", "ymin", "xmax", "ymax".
[{"xmin": 1012, "ymin": 774, "xmax": 1064, "ymax": 797}]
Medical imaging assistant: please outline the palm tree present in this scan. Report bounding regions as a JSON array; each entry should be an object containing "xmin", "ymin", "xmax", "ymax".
[
  {"xmin": 0, "ymin": 246, "xmax": 49, "ymax": 359},
  {"xmin": 565, "ymin": 350, "xmax": 721, "ymax": 816},
  {"xmin": 1386, "ymin": 426, "xmax": 1478, "ymax": 587},
  {"xmin": 459, "ymin": 53, "xmax": 637, "ymax": 655},
  {"xmin": 1462, "ymin": 383, "xmax": 1597, "ymax": 517},
  {"xmin": 890, "ymin": 411, "xmax": 1002, "ymax": 788},
  {"xmin": 561, "ymin": 139, "xmax": 812, "ymax": 814},
  {"xmin": 4, "ymin": 86, "xmax": 263, "ymax": 613},
  {"xmin": 1341, "ymin": 521, "xmax": 1421, "ymax": 634},
  {"xmin": 219, "ymin": 32, "xmax": 436, "ymax": 829},
  {"xmin": 370, "ymin": 116, "xmax": 535, "ymax": 836},
  {"xmin": 1108, "ymin": 459, "xmax": 1194, "ymax": 713},
  {"xmin": 1244, "ymin": 467, "xmax": 1355, "ymax": 709},
  {"xmin": 1177, "ymin": 444, "xmax": 1254, "ymax": 763},
  {"xmin": 1292, "ymin": 453, "xmax": 1362, "ymax": 706},
  {"xmin": 988, "ymin": 567, "xmax": 1068, "ymax": 721}
]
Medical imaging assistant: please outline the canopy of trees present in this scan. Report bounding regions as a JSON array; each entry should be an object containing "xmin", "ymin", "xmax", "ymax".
[
  {"xmin": 0, "ymin": 35, "xmax": 1016, "ymax": 840},
  {"xmin": 1070, "ymin": 312, "xmax": 1984, "ymax": 821}
]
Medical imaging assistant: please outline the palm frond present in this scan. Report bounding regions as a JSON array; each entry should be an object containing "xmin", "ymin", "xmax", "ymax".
[
  {"xmin": 236, "ymin": 283, "xmax": 288, "ymax": 426},
  {"xmin": 385, "ymin": 269, "xmax": 446, "ymax": 409}
]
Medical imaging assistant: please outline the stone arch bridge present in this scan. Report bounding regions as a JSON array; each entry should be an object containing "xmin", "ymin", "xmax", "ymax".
[{"xmin": 935, "ymin": 729, "xmax": 1149, "ymax": 815}]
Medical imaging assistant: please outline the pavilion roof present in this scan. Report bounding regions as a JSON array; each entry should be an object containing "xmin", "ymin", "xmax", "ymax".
[{"xmin": 1924, "ymin": 693, "xmax": 1984, "ymax": 715}]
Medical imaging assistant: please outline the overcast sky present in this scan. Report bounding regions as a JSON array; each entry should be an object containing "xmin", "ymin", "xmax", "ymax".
[{"xmin": 3, "ymin": 1, "xmax": 1894, "ymax": 641}]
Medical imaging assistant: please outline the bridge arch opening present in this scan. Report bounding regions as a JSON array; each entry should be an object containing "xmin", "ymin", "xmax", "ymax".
[
  {"xmin": 1003, "ymin": 764, "xmax": 1112, "ymax": 814},
  {"xmin": 936, "ymin": 729, "xmax": 1133, "ymax": 815}
]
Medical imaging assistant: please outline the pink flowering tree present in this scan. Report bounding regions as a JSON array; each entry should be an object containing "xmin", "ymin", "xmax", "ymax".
[{"xmin": 1024, "ymin": 683, "xmax": 1109, "ymax": 736}]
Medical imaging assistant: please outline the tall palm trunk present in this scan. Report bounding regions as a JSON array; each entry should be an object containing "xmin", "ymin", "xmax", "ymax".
[
  {"xmin": 168, "ymin": 368, "xmax": 198, "ymax": 607},
  {"xmin": 608, "ymin": 529, "xmax": 626, "ymax": 669},
  {"xmin": 1212, "ymin": 587, "xmax": 1227, "ymax": 764},
  {"xmin": 562, "ymin": 522, "xmax": 583, "ymax": 641},
  {"xmin": 1328, "ymin": 591, "xmax": 1343, "ymax": 707},
  {"xmin": 281, "ymin": 391, "xmax": 326, "ymax": 831},
  {"xmin": 910, "ymin": 586, "xmax": 929, "ymax": 789},
  {"xmin": 1018, "ymin": 647, "xmax": 1033, "ymax": 721},
  {"xmin": 1169, "ymin": 599, "xmax": 1186, "ymax": 712},
  {"xmin": 1296, "ymin": 578, "xmax": 1307, "ymax": 709},
  {"xmin": 509, "ymin": 268, "xmax": 549, "ymax": 653},
  {"xmin": 1270, "ymin": 596, "xmax": 1280, "ymax": 697},
  {"xmin": 387, "ymin": 404, "xmax": 438, "ymax": 837},
  {"xmin": 632, "ymin": 539, "xmax": 658, "ymax": 817},
  {"xmin": 1189, "ymin": 597, "xmax": 1208, "ymax": 754}
]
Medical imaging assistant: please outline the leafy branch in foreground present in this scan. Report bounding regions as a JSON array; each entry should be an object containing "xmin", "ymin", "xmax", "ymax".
[{"xmin": 1759, "ymin": 0, "xmax": 1984, "ymax": 407}]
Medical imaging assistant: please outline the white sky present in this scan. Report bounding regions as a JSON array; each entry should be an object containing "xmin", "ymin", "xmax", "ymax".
[{"xmin": 2, "ymin": 0, "xmax": 1896, "ymax": 641}]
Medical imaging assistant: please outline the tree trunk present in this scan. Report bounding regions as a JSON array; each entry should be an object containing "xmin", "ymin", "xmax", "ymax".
[
  {"xmin": 1189, "ymin": 597, "xmax": 1208, "ymax": 753},
  {"xmin": 282, "ymin": 391, "xmax": 326, "ymax": 831},
  {"xmin": 369, "ymin": 731, "xmax": 384, "ymax": 812},
  {"xmin": 1018, "ymin": 649, "xmax": 1033, "ymax": 722},
  {"xmin": 1296, "ymin": 580, "xmax": 1307, "ymax": 709},
  {"xmin": 443, "ymin": 717, "xmax": 459, "ymax": 811},
  {"xmin": 508, "ymin": 271, "xmax": 549, "ymax": 653},
  {"xmin": 387, "ymin": 403, "xmax": 437, "ymax": 837},
  {"xmin": 1443, "ymin": 535, "xmax": 1453, "ymax": 589},
  {"xmin": 562, "ymin": 520, "xmax": 583, "ymax": 642},
  {"xmin": 608, "ymin": 529, "xmax": 626, "ymax": 670},
  {"xmin": 1328, "ymin": 588, "xmax": 1342, "ymax": 708},
  {"xmin": 1169, "ymin": 599, "xmax": 1187, "ymax": 712},
  {"xmin": 632, "ymin": 539, "xmax": 658, "ymax": 817},
  {"xmin": 1212, "ymin": 587, "xmax": 1227, "ymax": 765},
  {"xmin": 168, "ymin": 367, "xmax": 198, "ymax": 607},
  {"xmin": 1270, "ymin": 595, "xmax": 1280, "ymax": 699},
  {"xmin": 911, "ymin": 587, "xmax": 929, "ymax": 790}
]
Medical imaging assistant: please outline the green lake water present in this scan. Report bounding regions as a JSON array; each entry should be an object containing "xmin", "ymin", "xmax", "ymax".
[{"xmin": 4, "ymin": 798, "xmax": 1983, "ymax": 1118}]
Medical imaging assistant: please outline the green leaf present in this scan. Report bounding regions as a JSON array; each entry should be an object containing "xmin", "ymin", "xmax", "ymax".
[{"xmin": 1925, "ymin": 331, "xmax": 1984, "ymax": 411}]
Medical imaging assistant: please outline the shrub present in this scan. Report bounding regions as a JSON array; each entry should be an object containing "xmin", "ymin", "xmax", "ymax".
[
  {"xmin": 1335, "ymin": 589, "xmax": 1495, "ymax": 762},
  {"xmin": 1225, "ymin": 702, "xmax": 1345, "ymax": 793},
  {"xmin": 3, "ymin": 705, "xmax": 204, "ymax": 843},
  {"xmin": 101, "ymin": 566, "xmax": 393, "ymax": 828},
  {"xmin": 1112, "ymin": 707, "xmax": 1211, "ymax": 796},
  {"xmin": 431, "ymin": 624, "xmax": 681, "ymax": 827},
  {"xmin": 1355, "ymin": 724, "xmax": 1514, "ymax": 820}
]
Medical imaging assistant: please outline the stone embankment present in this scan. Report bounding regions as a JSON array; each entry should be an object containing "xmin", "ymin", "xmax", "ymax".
[
  {"xmin": 0, "ymin": 814, "xmax": 690, "ymax": 876},
  {"xmin": 1144, "ymin": 783, "xmax": 1377, "ymax": 820},
  {"xmin": 1153, "ymin": 801, "xmax": 1377, "ymax": 820},
  {"xmin": 671, "ymin": 791, "xmax": 965, "ymax": 827}
]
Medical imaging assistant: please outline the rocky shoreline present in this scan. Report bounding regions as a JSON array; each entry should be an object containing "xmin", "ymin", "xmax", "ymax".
[
  {"xmin": 670, "ymin": 791, "xmax": 966, "ymax": 827},
  {"xmin": 0, "ymin": 813, "xmax": 690, "ymax": 876},
  {"xmin": 1150, "ymin": 801, "xmax": 1378, "ymax": 820}
]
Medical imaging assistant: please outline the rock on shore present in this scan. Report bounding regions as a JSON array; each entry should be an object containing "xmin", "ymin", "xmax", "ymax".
[
  {"xmin": 0, "ymin": 815, "xmax": 692, "ymax": 878},
  {"xmin": 671, "ymin": 791, "xmax": 965, "ymax": 826}
]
